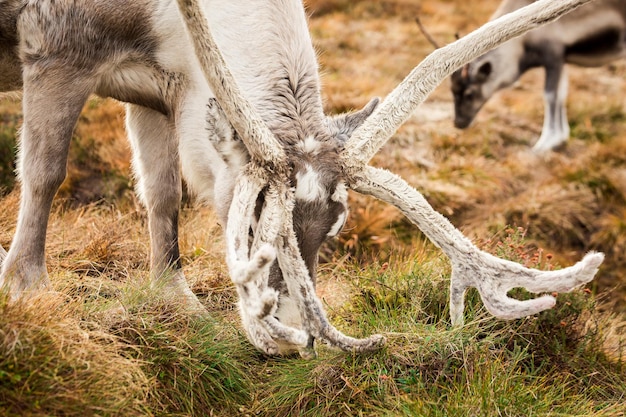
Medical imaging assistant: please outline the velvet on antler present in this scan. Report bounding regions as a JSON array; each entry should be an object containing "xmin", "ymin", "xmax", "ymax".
[
  {"xmin": 176, "ymin": 0, "xmax": 601, "ymax": 355},
  {"xmin": 336, "ymin": 0, "xmax": 602, "ymax": 325}
]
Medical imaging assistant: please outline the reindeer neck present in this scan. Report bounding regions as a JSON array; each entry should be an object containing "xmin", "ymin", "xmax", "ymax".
[
  {"xmin": 205, "ymin": 0, "xmax": 327, "ymax": 147},
  {"xmin": 483, "ymin": 37, "xmax": 525, "ymax": 89}
]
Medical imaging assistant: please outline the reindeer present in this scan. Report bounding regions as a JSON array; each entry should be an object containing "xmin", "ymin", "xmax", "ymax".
[
  {"xmin": 0, "ymin": 0, "xmax": 603, "ymax": 357},
  {"xmin": 450, "ymin": 0, "xmax": 626, "ymax": 153}
]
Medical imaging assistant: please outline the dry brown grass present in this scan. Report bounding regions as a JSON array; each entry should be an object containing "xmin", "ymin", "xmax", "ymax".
[{"xmin": 0, "ymin": 292, "xmax": 150, "ymax": 416}]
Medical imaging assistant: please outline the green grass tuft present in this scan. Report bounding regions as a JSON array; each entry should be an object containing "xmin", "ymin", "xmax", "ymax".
[{"xmin": 107, "ymin": 296, "xmax": 254, "ymax": 416}]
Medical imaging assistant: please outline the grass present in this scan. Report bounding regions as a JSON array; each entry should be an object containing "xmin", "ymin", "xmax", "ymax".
[
  {"xmin": 2, "ymin": 236, "xmax": 624, "ymax": 416},
  {"xmin": 0, "ymin": 292, "xmax": 150, "ymax": 416},
  {"xmin": 0, "ymin": 288, "xmax": 253, "ymax": 416},
  {"xmin": 2, "ymin": 0, "xmax": 626, "ymax": 415}
]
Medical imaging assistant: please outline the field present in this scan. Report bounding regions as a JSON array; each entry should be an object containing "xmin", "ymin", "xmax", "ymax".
[{"xmin": 1, "ymin": 0, "xmax": 625, "ymax": 415}]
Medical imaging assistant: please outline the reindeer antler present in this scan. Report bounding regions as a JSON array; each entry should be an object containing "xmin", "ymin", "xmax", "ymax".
[
  {"xmin": 341, "ymin": 0, "xmax": 600, "ymax": 324},
  {"xmin": 175, "ymin": 0, "xmax": 601, "ymax": 357},
  {"xmin": 351, "ymin": 166, "xmax": 603, "ymax": 325},
  {"xmin": 176, "ymin": 0, "xmax": 286, "ymax": 171},
  {"xmin": 415, "ymin": 16, "xmax": 441, "ymax": 49},
  {"xmin": 177, "ymin": 0, "xmax": 383, "ymax": 355}
]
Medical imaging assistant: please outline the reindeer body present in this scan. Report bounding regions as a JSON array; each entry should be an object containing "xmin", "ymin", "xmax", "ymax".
[
  {"xmin": 0, "ymin": 0, "xmax": 375, "ymax": 355},
  {"xmin": 451, "ymin": 0, "xmax": 626, "ymax": 152},
  {"xmin": 0, "ymin": 0, "xmax": 605, "ymax": 357}
]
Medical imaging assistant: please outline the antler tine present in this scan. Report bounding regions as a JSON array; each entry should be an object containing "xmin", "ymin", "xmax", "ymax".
[
  {"xmin": 451, "ymin": 250, "xmax": 604, "ymax": 324},
  {"xmin": 224, "ymin": 165, "xmax": 270, "ymax": 285},
  {"xmin": 353, "ymin": 166, "xmax": 604, "ymax": 326},
  {"xmin": 340, "ymin": 0, "xmax": 593, "ymax": 169},
  {"xmin": 176, "ymin": 0, "xmax": 287, "ymax": 170},
  {"xmin": 276, "ymin": 196, "xmax": 385, "ymax": 353},
  {"xmin": 415, "ymin": 16, "xmax": 440, "ymax": 49}
]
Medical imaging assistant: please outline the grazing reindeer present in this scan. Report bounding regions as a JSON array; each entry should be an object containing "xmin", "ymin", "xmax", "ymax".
[
  {"xmin": 451, "ymin": 0, "xmax": 626, "ymax": 153},
  {"xmin": 0, "ymin": 0, "xmax": 603, "ymax": 357}
]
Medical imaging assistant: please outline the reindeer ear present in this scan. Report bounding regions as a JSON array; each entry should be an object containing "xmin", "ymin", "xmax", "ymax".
[{"xmin": 327, "ymin": 97, "xmax": 380, "ymax": 143}]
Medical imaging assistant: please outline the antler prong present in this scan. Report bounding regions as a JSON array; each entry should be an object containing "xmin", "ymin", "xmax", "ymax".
[
  {"xmin": 276, "ymin": 202, "xmax": 385, "ymax": 353},
  {"xmin": 415, "ymin": 16, "xmax": 441, "ymax": 49},
  {"xmin": 351, "ymin": 166, "xmax": 603, "ymax": 326}
]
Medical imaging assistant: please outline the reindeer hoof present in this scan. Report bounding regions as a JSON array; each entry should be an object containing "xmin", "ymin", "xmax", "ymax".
[
  {"xmin": 531, "ymin": 134, "xmax": 567, "ymax": 154},
  {"xmin": 298, "ymin": 347, "xmax": 317, "ymax": 359}
]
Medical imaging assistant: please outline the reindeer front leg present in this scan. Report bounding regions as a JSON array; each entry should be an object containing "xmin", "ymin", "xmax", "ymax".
[
  {"xmin": 0, "ymin": 65, "xmax": 92, "ymax": 298},
  {"xmin": 126, "ymin": 103, "xmax": 206, "ymax": 314},
  {"xmin": 533, "ymin": 60, "xmax": 570, "ymax": 153}
]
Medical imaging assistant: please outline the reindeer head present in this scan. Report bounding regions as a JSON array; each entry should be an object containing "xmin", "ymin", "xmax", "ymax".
[
  {"xmin": 285, "ymin": 99, "xmax": 380, "ymax": 279},
  {"xmin": 414, "ymin": 15, "xmax": 500, "ymax": 130},
  {"xmin": 207, "ymin": 93, "xmax": 381, "ymax": 355},
  {"xmin": 263, "ymin": 102, "xmax": 382, "ymax": 355},
  {"xmin": 451, "ymin": 59, "xmax": 493, "ymax": 128},
  {"xmin": 451, "ymin": 36, "xmax": 526, "ymax": 129},
  {"xmin": 178, "ymin": 0, "xmax": 603, "ymax": 357},
  {"xmin": 208, "ymin": 97, "xmax": 379, "ymax": 283}
]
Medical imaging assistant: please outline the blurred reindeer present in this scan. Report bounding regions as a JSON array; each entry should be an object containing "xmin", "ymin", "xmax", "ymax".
[
  {"xmin": 0, "ymin": 0, "xmax": 603, "ymax": 357},
  {"xmin": 449, "ymin": 0, "xmax": 626, "ymax": 153}
]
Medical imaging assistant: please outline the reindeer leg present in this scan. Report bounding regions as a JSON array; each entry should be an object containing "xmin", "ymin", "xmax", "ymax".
[
  {"xmin": 533, "ymin": 59, "xmax": 569, "ymax": 153},
  {"xmin": 353, "ymin": 167, "xmax": 603, "ymax": 326},
  {"xmin": 0, "ymin": 65, "xmax": 91, "ymax": 299},
  {"xmin": 126, "ymin": 103, "xmax": 206, "ymax": 315},
  {"xmin": 557, "ymin": 67, "xmax": 570, "ymax": 142}
]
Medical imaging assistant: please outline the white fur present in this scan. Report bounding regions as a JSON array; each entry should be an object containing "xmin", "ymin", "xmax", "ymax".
[
  {"xmin": 298, "ymin": 136, "xmax": 323, "ymax": 155},
  {"xmin": 295, "ymin": 165, "xmax": 326, "ymax": 202},
  {"xmin": 331, "ymin": 182, "xmax": 348, "ymax": 203},
  {"xmin": 327, "ymin": 211, "xmax": 347, "ymax": 238}
]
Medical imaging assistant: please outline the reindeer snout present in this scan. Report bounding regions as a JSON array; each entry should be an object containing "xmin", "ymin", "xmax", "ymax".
[{"xmin": 454, "ymin": 117, "xmax": 472, "ymax": 129}]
